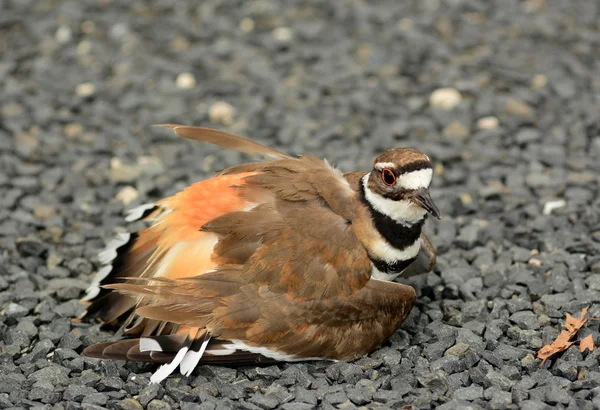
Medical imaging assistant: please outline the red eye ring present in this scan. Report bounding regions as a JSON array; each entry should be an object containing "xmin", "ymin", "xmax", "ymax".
[{"xmin": 381, "ymin": 168, "xmax": 396, "ymax": 186}]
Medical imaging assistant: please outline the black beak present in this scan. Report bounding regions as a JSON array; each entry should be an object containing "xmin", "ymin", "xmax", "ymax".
[{"xmin": 414, "ymin": 189, "xmax": 441, "ymax": 219}]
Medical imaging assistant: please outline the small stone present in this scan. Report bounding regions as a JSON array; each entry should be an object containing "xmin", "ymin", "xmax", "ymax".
[
  {"xmin": 295, "ymin": 387, "xmax": 318, "ymax": 405},
  {"xmin": 98, "ymin": 376, "xmax": 124, "ymax": 391},
  {"xmin": 77, "ymin": 40, "xmax": 92, "ymax": 55},
  {"xmin": 139, "ymin": 383, "xmax": 162, "ymax": 406},
  {"xmin": 510, "ymin": 311, "xmax": 540, "ymax": 330},
  {"xmin": 33, "ymin": 205, "xmax": 56, "ymax": 220},
  {"xmin": 115, "ymin": 398, "xmax": 144, "ymax": 410},
  {"xmin": 477, "ymin": 116, "xmax": 499, "ymax": 130},
  {"xmin": 515, "ymin": 128, "xmax": 541, "ymax": 144},
  {"xmin": 398, "ymin": 18, "xmax": 413, "ymax": 31},
  {"xmin": 137, "ymin": 156, "xmax": 165, "ymax": 176},
  {"xmin": 249, "ymin": 392, "xmax": 279, "ymax": 409},
  {"xmin": 22, "ymin": 339, "xmax": 54, "ymax": 362},
  {"xmin": 55, "ymin": 25, "xmax": 72, "ymax": 45},
  {"xmin": 346, "ymin": 388, "xmax": 370, "ymax": 405},
  {"xmin": 531, "ymin": 74, "xmax": 548, "ymax": 89},
  {"xmin": 239, "ymin": 18, "xmax": 255, "ymax": 32},
  {"xmin": 176, "ymin": 73, "xmax": 196, "ymax": 90},
  {"xmin": 147, "ymin": 399, "xmax": 171, "ymax": 410},
  {"xmin": 64, "ymin": 123, "xmax": 84, "ymax": 138},
  {"xmin": 484, "ymin": 370, "xmax": 514, "ymax": 391},
  {"xmin": 372, "ymin": 389, "xmax": 403, "ymax": 403},
  {"xmin": 417, "ymin": 371, "xmax": 449, "ymax": 395},
  {"xmin": 209, "ymin": 101, "xmax": 235, "ymax": 125},
  {"xmin": 76, "ymin": 82, "xmax": 96, "ymax": 97},
  {"xmin": 324, "ymin": 390, "xmax": 348, "ymax": 406},
  {"xmin": 571, "ymin": 371, "xmax": 600, "ymax": 389},
  {"xmin": 82, "ymin": 393, "xmax": 108, "ymax": 406},
  {"xmin": 64, "ymin": 385, "xmax": 98, "ymax": 401},
  {"xmin": 503, "ymin": 98, "xmax": 534, "ymax": 118},
  {"xmin": 430, "ymin": 88, "xmax": 462, "ymax": 110},
  {"xmin": 489, "ymin": 389, "xmax": 513, "ymax": 408},
  {"xmin": 30, "ymin": 365, "xmax": 70, "ymax": 385},
  {"xmin": 280, "ymin": 404, "xmax": 314, "ymax": 410},
  {"xmin": 2, "ymin": 302, "xmax": 29, "ymax": 318},
  {"xmin": 16, "ymin": 237, "xmax": 47, "ymax": 257},
  {"xmin": 437, "ymin": 399, "xmax": 483, "ymax": 410},
  {"xmin": 459, "ymin": 192, "xmax": 473, "ymax": 205},
  {"xmin": 3, "ymin": 102, "xmax": 24, "ymax": 117},
  {"xmin": 453, "ymin": 385, "xmax": 483, "ymax": 401},
  {"xmin": 545, "ymin": 387, "xmax": 570, "ymax": 405},
  {"xmin": 110, "ymin": 158, "xmax": 141, "ymax": 183},
  {"xmin": 115, "ymin": 186, "xmax": 139, "ymax": 205},
  {"xmin": 272, "ymin": 27, "xmax": 293, "ymax": 41},
  {"xmin": 543, "ymin": 200, "xmax": 566, "ymax": 215},
  {"xmin": 445, "ymin": 342, "xmax": 470, "ymax": 356},
  {"xmin": 443, "ymin": 121, "xmax": 470, "ymax": 141}
]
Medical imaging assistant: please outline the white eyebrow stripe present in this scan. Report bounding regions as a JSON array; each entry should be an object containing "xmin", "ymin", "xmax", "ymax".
[
  {"xmin": 397, "ymin": 168, "xmax": 432, "ymax": 190},
  {"xmin": 374, "ymin": 162, "xmax": 395, "ymax": 171}
]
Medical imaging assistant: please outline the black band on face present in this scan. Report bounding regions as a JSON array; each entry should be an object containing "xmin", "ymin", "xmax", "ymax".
[
  {"xmin": 396, "ymin": 160, "xmax": 432, "ymax": 176},
  {"xmin": 359, "ymin": 181, "xmax": 425, "ymax": 250}
]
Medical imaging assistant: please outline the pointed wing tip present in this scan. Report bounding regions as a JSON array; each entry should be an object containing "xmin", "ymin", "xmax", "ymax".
[
  {"xmin": 153, "ymin": 124, "xmax": 181, "ymax": 130},
  {"xmin": 153, "ymin": 125, "xmax": 293, "ymax": 159},
  {"xmin": 82, "ymin": 343, "xmax": 108, "ymax": 359}
]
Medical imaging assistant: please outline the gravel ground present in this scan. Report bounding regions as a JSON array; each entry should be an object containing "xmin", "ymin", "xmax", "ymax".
[{"xmin": 1, "ymin": 0, "xmax": 600, "ymax": 409}]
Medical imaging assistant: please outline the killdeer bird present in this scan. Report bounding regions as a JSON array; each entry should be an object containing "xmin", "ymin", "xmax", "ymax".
[{"xmin": 81, "ymin": 125, "xmax": 440, "ymax": 383}]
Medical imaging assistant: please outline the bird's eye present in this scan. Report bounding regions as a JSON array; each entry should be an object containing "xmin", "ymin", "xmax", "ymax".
[{"xmin": 381, "ymin": 168, "xmax": 396, "ymax": 186}]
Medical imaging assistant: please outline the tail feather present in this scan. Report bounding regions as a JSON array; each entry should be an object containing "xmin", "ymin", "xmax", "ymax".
[
  {"xmin": 82, "ymin": 334, "xmax": 278, "ymax": 375},
  {"xmin": 102, "ymin": 339, "xmax": 140, "ymax": 360}
]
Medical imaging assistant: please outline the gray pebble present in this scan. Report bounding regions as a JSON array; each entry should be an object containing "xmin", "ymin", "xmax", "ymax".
[
  {"xmin": 453, "ymin": 385, "xmax": 483, "ymax": 401},
  {"xmin": 63, "ymin": 385, "xmax": 97, "ymax": 402},
  {"xmin": 2, "ymin": 303, "xmax": 29, "ymax": 319}
]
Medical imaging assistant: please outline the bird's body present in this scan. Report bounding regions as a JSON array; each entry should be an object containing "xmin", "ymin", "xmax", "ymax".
[{"xmin": 81, "ymin": 125, "xmax": 439, "ymax": 383}]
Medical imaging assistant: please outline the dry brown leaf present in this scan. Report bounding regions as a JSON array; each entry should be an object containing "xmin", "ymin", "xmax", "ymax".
[
  {"xmin": 536, "ymin": 307, "xmax": 591, "ymax": 366},
  {"xmin": 579, "ymin": 334, "xmax": 594, "ymax": 353}
]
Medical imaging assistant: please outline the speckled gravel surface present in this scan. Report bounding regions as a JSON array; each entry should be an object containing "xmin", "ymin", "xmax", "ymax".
[{"xmin": 1, "ymin": 1, "xmax": 600, "ymax": 409}]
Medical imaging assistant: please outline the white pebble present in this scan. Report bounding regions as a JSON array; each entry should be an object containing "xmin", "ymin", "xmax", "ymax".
[
  {"xmin": 81, "ymin": 20, "xmax": 96, "ymax": 34},
  {"xmin": 543, "ymin": 199, "xmax": 566, "ymax": 215},
  {"xmin": 115, "ymin": 186, "xmax": 139, "ymax": 205},
  {"xmin": 398, "ymin": 18, "xmax": 414, "ymax": 31},
  {"xmin": 477, "ymin": 116, "xmax": 499, "ymax": 130},
  {"xmin": 532, "ymin": 74, "xmax": 548, "ymax": 89},
  {"xmin": 110, "ymin": 23, "xmax": 129, "ymax": 40},
  {"xmin": 176, "ymin": 72, "xmax": 196, "ymax": 89},
  {"xmin": 273, "ymin": 27, "xmax": 293, "ymax": 42},
  {"xmin": 239, "ymin": 18, "xmax": 255, "ymax": 33},
  {"xmin": 429, "ymin": 88, "xmax": 462, "ymax": 110},
  {"xmin": 55, "ymin": 25, "xmax": 72, "ymax": 44},
  {"xmin": 77, "ymin": 40, "xmax": 92, "ymax": 55},
  {"xmin": 209, "ymin": 101, "xmax": 235, "ymax": 125},
  {"xmin": 75, "ymin": 82, "xmax": 96, "ymax": 97}
]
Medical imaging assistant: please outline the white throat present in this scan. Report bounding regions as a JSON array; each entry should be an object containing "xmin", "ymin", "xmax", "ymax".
[{"xmin": 362, "ymin": 174, "xmax": 426, "ymax": 225}]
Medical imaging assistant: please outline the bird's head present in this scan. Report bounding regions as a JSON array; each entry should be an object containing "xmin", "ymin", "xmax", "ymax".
[{"xmin": 363, "ymin": 148, "xmax": 440, "ymax": 224}]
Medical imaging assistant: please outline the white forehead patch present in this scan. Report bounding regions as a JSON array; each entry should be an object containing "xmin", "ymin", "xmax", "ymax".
[
  {"xmin": 397, "ymin": 168, "xmax": 432, "ymax": 190},
  {"xmin": 374, "ymin": 162, "xmax": 395, "ymax": 171}
]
